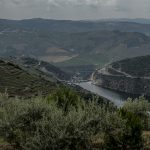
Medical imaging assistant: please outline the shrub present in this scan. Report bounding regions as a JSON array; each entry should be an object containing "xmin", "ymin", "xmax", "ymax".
[
  {"xmin": 0, "ymin": 96, "xmax": 109, "ymax": 149},
  {"xmin": 0, "ymin": 93, "xmax": 147, "ymax": 150},
  {"xmin": 123, "ymin": 96, "xmax": 150, "ymax": 130},
  {"xmin": 46, "ymin": 88, "xmax": 83, "ymax": 112},
  {"xmin": 104, "ymin": 108, "xmax": 143, "ymax": 150},
  {"xmin": 0, "ymin": 97, "xmax": 49, "ymax": 148}
]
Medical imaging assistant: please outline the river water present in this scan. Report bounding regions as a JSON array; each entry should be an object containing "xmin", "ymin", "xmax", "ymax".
[{"xmin": 77, "ymin": 82, "xmax": 131, "ymax": 107}]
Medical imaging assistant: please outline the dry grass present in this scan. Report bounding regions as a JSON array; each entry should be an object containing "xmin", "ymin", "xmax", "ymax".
[
  {"xmin": 40, "ymin": 54, "xmax": 78, "ymax": 63},
  {"xmin": 143, "ymin": 131, "xmax": 150, "ymax": 149},
  {"xmin": 46, "ymin": 47, "xmax": 69, "ymax": 54}
]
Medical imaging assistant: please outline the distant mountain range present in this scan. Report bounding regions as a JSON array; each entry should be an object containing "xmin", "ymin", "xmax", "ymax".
[
  {"xmin": 1, "ymin": 18, "xmax": 150, "ymax": 34},
  {"xmin": 1, "ymin": 18, "xmax": 150, "ymax": 74}
]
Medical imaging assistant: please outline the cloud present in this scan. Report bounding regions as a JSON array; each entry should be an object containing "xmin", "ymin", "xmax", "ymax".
[
  {"xmin": 0, "ymin": 0, "xmax": 150, "ymax": 20},
  {"xmin": 0, "ymin": 0, "xmax": 118, "ymax": 8},
  {"xmin": 46, "ymin": 0, "xmax": 118, "ymax": 8}
]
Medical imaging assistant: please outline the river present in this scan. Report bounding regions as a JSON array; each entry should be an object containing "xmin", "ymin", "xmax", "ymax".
[{"xmin": 77, "ymin": 82, "xmax": 132, "ymax": 107}]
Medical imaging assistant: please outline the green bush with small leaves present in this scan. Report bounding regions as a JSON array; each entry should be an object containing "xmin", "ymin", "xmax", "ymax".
[
  {"xmin": 46, "ymin": 88, "xmax": 82, "ymax": 112},
  {"xmin": 0, "ymin": 90, "xmax": 149, "ymax": 150},
  {"xmin": 123, "ymin": 96, "xmax": 150, "ymax": 130}
]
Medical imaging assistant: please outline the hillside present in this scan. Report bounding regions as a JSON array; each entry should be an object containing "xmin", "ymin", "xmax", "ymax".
[
  {"xmin": 2, "ymin": 18, "xmax": 150, "ymax": 77},
  {"xmin": 111, "ymin": 55, "xmax": 150, "ymax": 77},
  {"xmin": 93, "ymin": 55, "xmax": 150, "ymax": 97},
  {"xmin": 0, "ymin": 57, "xmax": 103, "ymax": 99},
  {"xmin": 1, "ymin": 27, "xmax": 150, "ymax": 67},
  {"xmin": 0, "ymin": 59, "xmax": 58, "ymax": 97},
  {"xmin": 9, "ymin": 57, "xmax": 71, "ymax": 80},
  {"xmin": 56, "ymin": 30, "xmax": 150, "ymax": 66}
]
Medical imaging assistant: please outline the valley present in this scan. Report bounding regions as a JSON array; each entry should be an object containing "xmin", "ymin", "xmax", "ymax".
[
  {"xmin": 0, "ymin": 18, "xmax": 150, "ymax": 150},
  {"xmin": 1, "ymin": 24, "xmax": 150, "ymax": 103},
  {"xmin": 2, "ymin": 19, "xmax": 150, "ymax": 78},
  {"xmin": 76, "ymin": 81, "xmax": 126, "ymax": 107},
  {"xmin": 2, "ymin": 0, "xmax": 150, "ymax": 147}
]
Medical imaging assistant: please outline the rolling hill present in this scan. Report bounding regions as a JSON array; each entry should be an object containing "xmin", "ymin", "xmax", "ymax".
[
  {"xmin": 9, "ymin": 57, "xmax": 71, "ymax": 80},
  {"xmin": 0, "ymin": 59, "xmax": 59, "ymax": 97},
  {"xmin": 2, "ymin": 18, "xmax": 150, "ymax": 77},
  {"xmin": 0, "ymin": 58, "xmax": 108, "ymax": 105},
  {"xmin": 1, "ymin": 27, "xmax": 150, "ymax": 66}
]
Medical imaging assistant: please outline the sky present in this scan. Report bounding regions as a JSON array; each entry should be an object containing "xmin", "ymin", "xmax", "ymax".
[{"xmin": 0, "ymin": 0, "xmax": 150, "ymax": 20}]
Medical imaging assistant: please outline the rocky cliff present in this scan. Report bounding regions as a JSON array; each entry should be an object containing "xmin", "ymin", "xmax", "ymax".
[{"xmin": 93, "ymin": 55, "xmax": 150, "ymax": 96}]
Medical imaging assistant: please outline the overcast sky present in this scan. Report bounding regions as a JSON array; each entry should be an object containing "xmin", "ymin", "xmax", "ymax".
[{"xmin": 0, "ymin": 0, "xmax": 150, "ymax": 20}]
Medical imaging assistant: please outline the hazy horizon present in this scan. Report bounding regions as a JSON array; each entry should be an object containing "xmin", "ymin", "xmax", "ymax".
[{"xmin": 1, "ymin": 17, "xmax": 150, "ymax": 21}]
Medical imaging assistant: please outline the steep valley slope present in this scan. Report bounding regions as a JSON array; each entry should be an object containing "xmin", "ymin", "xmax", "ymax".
[
  {"xmin": 0, "ymin": 58, "xmax": 110, "ymax": 107},
  {"xmin": 93, "ymin": 55, "xmax": 150, "ymax": 97},
  {"xmin": 8, "ymin": 57, "xmax": 71, "ymax": 81},
  {"xmin": 0, "ymin": 59, "xmax": 60, "ymax": 97}
]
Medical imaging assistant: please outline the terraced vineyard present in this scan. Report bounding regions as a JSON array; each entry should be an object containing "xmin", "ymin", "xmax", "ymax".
[{"xmin": 0, "ymin": 60, "xmax": 57, "ymax": 97}]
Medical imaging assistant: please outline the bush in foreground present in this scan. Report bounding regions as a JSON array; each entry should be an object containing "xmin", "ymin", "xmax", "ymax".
[
  {"xmin": 0, "ymin": 91, "xmax": 149, "ymax": 150},
  {"xmin": 123, "ymin": 96, "xmax": 150, "ymax": 130},
  {"xmin": 104, "ymin": 108, "xmax": 143, "ymax": 150},
  {"xmin": 0, "ymin": 97, "xmax": 107, "ymax": 149}
]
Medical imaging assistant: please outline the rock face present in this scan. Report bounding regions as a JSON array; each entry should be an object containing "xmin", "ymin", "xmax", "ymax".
[{"xmin": 93, "ymin": 55, "xmax": 150, "ymax": 96}]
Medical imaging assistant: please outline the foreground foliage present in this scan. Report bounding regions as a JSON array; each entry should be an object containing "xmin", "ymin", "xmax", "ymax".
[{"xmin": 0, "ymin": 91, "xmax": 149, "ymax": 150}]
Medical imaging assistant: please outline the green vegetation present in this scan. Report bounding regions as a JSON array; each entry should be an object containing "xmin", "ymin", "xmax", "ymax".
[
  {"xmin": 0, "ymin": 60, "xmax": 58, "ymax": 97},
  {"xmin": 112, "ymin": 55, "xmax": 150, "ymax": 77},
  {"xmin": 0, "ymin": 89, "xmax": 149, "ymax": 150},
  {"xmin": 123, "ymin": 97, "xmax": 150, "ymax": 130},
  {"xmin": 47, "ymin": 88, "xmax": 82, "ymax": 112},
  {"xmin": 105, "ymin": 109, "xmax": 143, "ymax": 150},
  {"xmin": 2, "ymin": 19, "xmax": 150, "ymax": 78},
  {"xmin": 12, "ymin": 57, "xmax": 71, "ymax": 80},
  {"xmin": 1, "ymin": 21, "xmax": 150, "ymax": 68},
  {"xmin": 56, "ymin": 53, "xmax": 109, "ymax": 67}
]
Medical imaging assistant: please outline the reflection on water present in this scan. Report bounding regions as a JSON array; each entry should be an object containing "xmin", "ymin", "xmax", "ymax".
[{"xmin": 77, "ymin": 82, "xmax": 130, "ymax": 107}]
